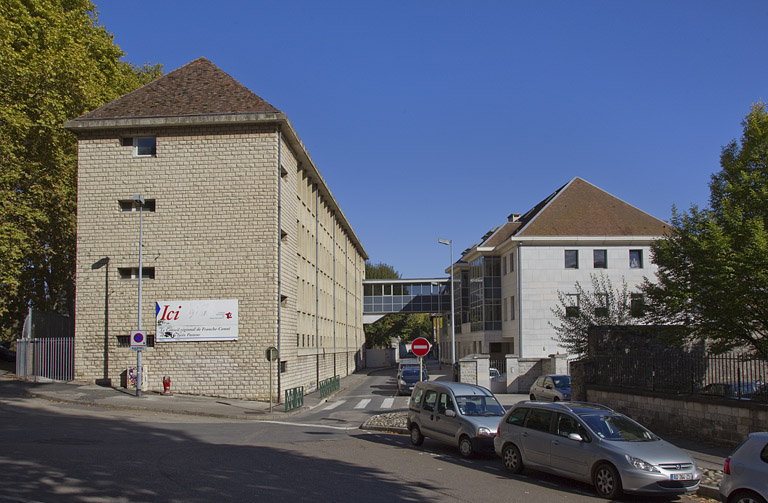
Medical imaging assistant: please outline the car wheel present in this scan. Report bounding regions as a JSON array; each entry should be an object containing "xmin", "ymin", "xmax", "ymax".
[
  {"xmin": 458, "ymin": 435, "xmax": 474, "ymax": 458},
  {"xmin": 529, "ymin": 394, "xmax": 536, "ymax": 400},
  {"xmin": 502, "ymin": 444, "xmax": 524, "ymax": 474},
  {"xmin": 730, "ymin": 489, "xmax": 767, "ymax": 503},
  {"xmin": 409, "ymin": 425, "xmax": 424, "ymax": 446},
  {"xmin": 593, "ymin": 463, "xmax": 622, "ymax": 499}
]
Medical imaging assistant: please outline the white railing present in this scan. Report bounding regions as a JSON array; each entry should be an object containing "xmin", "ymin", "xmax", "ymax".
[{"xmin": 16, "ymin": 337, "xmax": 74, "ymax": 381}]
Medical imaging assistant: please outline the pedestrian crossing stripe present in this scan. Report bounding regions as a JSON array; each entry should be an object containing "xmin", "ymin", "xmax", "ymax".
[
  {"xmin": 322, "ymin": 397, "xmax": 399, "ymax": 411},
  {"xmin": 323, "ymin": 400, "xmax": 345, "ymax": 410}
]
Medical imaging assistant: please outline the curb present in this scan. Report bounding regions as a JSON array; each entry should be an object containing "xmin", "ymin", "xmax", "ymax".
[{"xmin": 697, "ymin": 484, "xmax": 719, "ymax": 500}]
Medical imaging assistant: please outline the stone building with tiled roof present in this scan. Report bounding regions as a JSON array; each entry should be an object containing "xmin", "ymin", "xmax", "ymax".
[
  {"xmin": 65, "ymin": 58, "xmax": 368, "ymax": 400},
  {"xmin": 439, "ymin": 177, "xmax": 668, "ymax": 364}
]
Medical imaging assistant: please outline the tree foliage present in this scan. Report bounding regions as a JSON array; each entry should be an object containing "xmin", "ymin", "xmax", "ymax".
[
  {"xmin": 642, "ymin": 103, "xmax": 768, "ymax": 359},
  {"xmin": 550, "ymin": 273, "xmax": 635, "ymax": 357},
  {"xmin": 363, "ymin": 262, "xmax": 433, "ymax": 348},
  {"xmin": 0, "ymin": 0, "xmax": 162, "ymax": 338}
]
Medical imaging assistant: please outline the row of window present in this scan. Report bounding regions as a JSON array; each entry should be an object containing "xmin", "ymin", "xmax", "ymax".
[
  {"xmin": 565, "ymin": 249, "xmax": 643, "ymax": 270},
  {"xmin": 564, "ymin": 293, "xmax": 645, "ymax": 318}
]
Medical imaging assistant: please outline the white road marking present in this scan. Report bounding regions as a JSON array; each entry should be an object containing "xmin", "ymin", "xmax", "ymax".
[
  {"xmin": 261, "ymin": 420, "xmax": 358, "ymax": 431},
  {"xmin": 354, "ymin": 399, "xmax": 371, "ymax": 409},
  {"xmin": 322, "ymin": 400, "xmax": 345, "ymax": 410},
  {"xmin": 381, "ymin": 398, "xmax": 395, "ymax": 409}
]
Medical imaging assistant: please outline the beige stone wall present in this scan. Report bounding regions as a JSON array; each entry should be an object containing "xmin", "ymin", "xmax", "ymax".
[
  {"xmin": 74, "ymin": 124, "xmax": 365, "ymax": 400},
  {"xmin": 587, "ymin": 388, "xmax": 768, "ymax": 447}
]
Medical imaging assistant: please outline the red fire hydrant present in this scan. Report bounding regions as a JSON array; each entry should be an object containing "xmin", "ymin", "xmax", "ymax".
[{"xmin": 162, "ymin": 375, "xmax": 171, "ymax": 394}]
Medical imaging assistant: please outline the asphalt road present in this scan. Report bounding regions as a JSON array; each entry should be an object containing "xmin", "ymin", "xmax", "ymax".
[{"xmin": 0, "ymin": 370, "xmax": 716, "ymax": 503}]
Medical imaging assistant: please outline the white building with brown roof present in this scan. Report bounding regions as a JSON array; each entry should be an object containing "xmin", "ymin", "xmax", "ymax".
[
  {"xmin": 65, "ymin": 58, "xmax": 367, "ymax": 400},
  {"xmin": 441, "ymin": 177, "xmax": 668, "ymax": 361}
]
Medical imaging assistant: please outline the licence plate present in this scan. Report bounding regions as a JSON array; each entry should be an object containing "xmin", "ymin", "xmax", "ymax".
[{"xmin": 671, "ymin": 473, "xmax": 694, "ymax": 481}]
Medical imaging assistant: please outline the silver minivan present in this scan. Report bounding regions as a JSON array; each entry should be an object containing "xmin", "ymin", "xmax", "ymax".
[{"xmin": 407, "ymin": 381, "xmax": 506, "ymax": 457}]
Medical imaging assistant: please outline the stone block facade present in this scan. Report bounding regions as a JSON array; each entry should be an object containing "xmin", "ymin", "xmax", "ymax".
[{"xmin": 72, "ymin": 123, "xmax": 366, "ymax": 400}]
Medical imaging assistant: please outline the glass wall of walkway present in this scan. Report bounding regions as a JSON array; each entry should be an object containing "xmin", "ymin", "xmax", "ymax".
[{"xmin": 363, "ymin": 278, "xmax": 450, "ymax": 314}]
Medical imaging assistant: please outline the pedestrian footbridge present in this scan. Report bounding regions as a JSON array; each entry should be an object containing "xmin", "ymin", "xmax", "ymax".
[{"xmin": 363, "ymin": 278, "xmax": 450, "ymax": 324}]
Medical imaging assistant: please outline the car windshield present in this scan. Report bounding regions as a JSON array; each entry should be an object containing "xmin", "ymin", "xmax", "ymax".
[
  {"xmin": 402, "ymin": 368, "xmax": 425, "ymax": 378},
  {"xmin": 579, "ymin": 413, "xmax": 657, "ymax": 442},
  {"xmin": 455, "ymin": 395, "xmax": 505, "ymax": 416},
  {"xmin": 552, "ymin": 376, "xmax": 570, "ymax": 388}
]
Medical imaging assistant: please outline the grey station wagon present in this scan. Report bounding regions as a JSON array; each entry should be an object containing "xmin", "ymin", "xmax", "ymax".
[
  {"xmin": 408, "ymin": 381, "xmax": 505, "ymax": 458},
  {"xmin": 494, "ymin": 401, "xmax": 702, "ymax": 499}
]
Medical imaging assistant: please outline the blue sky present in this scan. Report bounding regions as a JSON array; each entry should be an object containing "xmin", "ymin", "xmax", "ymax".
[{"xmin": 95, "ymin": 1, "xmax": 768, "ymax": 279}]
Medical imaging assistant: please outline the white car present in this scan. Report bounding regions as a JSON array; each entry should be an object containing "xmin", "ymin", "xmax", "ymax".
[{"xmin": 719, "ymin": 431, "xmax": 768, "ymax": 503}]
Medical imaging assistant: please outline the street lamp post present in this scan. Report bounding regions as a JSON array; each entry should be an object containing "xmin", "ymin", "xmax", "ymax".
[
  {"xmin": 132, "ymin": 194, "xmax": 145, "ymax": 398},
  {"xmin": 437, "ymin": 238, "xmax": 456, "ymax": 368}
]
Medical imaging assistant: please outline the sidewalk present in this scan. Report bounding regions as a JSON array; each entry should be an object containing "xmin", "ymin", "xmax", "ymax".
[{"xmin": 0, "ymin": 366, "xmax": 368, "ymax": 421}]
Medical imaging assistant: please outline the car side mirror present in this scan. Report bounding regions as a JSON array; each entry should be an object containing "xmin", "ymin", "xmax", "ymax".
[
  {"xmin": 445, "ymin": 409, "xmax": 457, "ymax": 418},
  {"xmin": 567, "ymin": 433, "xmax": 584, "ymax": 442}
]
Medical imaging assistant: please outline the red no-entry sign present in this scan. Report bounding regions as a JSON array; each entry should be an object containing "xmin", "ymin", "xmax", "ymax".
[{"xmin": 411, "ymin": 337, "xmax": 431, "ymax": 357}]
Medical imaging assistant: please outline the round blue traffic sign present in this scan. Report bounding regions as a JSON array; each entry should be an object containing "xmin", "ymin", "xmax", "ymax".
[{"xmin": 133, "ymin": 333, "xmax": 144, "ymax": 344}]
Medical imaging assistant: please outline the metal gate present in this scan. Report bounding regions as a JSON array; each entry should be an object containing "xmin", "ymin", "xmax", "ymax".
[{"xmin": 16, "ymin": 337, "xmax": 75, "ymax": 381}]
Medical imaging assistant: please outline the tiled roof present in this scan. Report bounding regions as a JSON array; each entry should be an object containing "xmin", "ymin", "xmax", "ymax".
[
  {"xmin": 73, "ymin": 57, "xmax": 281, "ymax": 120},
  {"xmin": 481, "ymin": 221, "xmax": 522, "ymax": 247},
  {"xmin": 517, "ymin": 178, "xmax": 669, "ymax": 236}
]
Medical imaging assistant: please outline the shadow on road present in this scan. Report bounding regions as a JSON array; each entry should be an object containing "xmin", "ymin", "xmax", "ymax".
[{"xmin": 0, "ymin": 379, "xmax": 444, "ymax": 503}]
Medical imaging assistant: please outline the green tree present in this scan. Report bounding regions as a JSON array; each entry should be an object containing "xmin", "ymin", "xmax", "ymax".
[
  {"xmin": 642, "ymin": 103, "xmax": 768, "ymax": 359},
  {"xmin": 550, "ymin": 273, "xmax": 635, "ymax": 356},
  {"xmin": 363, "ymin": 262, "xmax": 434, "ymax": 348},
  {"xmin": 0, "ymin": 0, "xmax": 162, "ymax": 338}
]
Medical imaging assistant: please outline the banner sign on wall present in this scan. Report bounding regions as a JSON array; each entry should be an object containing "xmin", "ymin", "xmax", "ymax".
[{"xmin": 156, "ymin": 299, "xmax": 238, "ymax": 342}]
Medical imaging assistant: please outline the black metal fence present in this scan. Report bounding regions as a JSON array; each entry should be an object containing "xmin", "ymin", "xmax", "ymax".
[{"xmin": 586, "ymin": 352, "xmax": 768, "ymax": 402}]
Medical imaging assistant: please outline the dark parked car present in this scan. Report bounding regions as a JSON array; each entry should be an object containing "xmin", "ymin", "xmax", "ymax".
[
  {"xmin": 700, "ymin": 382, "xmax": 764, "ymax": 400},
  {"xmin": 397, "ymin": 367, "xmax": 428, "ymax": 395},
  {"xmin": 0, "ymin": 341, "xmax": 15, "ymax": 362}
]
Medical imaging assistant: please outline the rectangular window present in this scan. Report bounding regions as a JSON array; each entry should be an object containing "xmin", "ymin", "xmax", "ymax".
[
  {"xmin": 118, "ymin": 267, "xmax": 155, "ymax": 279},
  {"xmin": 630, "ymin": 293, "xmax": 645, "ymax": 317},
  {"xmin": 565, "ymin": 293, "xmax": 579, "ymax": 318},
  {"xmin": 119, "ymin": 199, "xmax": 156, "ymax": 212},
  {"xmin": 595, "ymin": 293, "xmax": 609, "ymax": 318},
  {"xmin": 630, "ymin": 250, "xmax": 643, "ymax": 268},
  {"xmin": 510, "ymin": 296, "xmax": 515, "ymax": 320},
  {"xmin": 593, "ymin": 249, "xmax": 607, "ymax": 269},
  {"xmin": 565, "ymin": 250, "xmax": 578, "ymax": 269},
  {"xmin": 134, "ymin": 137, "xmax": 156, "ymax": 157},
  {"xmin": 510, "ymin": 252, "xmax": 514, "ymax": 272}
]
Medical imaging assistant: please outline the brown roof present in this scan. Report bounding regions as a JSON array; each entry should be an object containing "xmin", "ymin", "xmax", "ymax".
[
  {"xmin": 481, "ymin": 221, "xmax": 522, "ymax": 247},
  {"xmin": 517, "ymin": 178, "xmax": 669, "ymax": 236},
  {"xmin": 73, "ymin": 57, "xmax": 281, "ymax": 120}
]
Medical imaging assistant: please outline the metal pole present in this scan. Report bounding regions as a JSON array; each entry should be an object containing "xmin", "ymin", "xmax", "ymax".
[
  {"xmin": 449, "ymin": 242, "xmax": 456, "ymax": 366},
  {"xmin": 137, "ymin": 196, "xmax": 144, "ymax": 398}
]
